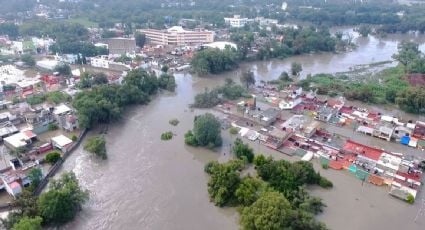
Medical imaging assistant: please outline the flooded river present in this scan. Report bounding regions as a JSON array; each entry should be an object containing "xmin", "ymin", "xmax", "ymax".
[{"xmin": 62, "ymin": 31, "xmax": 425, "ymax": 230}]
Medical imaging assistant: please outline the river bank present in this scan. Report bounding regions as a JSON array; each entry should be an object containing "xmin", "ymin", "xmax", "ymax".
[{"xmin": 59, "ymin": 31, "xmax": 425, "ymax": 230}]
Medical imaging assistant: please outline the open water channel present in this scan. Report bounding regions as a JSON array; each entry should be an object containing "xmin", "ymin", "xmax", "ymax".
[{"xmin": 61, "ymin": 29, "xmax": 425, "ymax": 230}]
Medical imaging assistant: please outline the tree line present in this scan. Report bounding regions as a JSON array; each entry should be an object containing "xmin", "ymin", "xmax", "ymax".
[{"xmin": 73, "ymin": 68, "xmax": 176, "ymax": 129}]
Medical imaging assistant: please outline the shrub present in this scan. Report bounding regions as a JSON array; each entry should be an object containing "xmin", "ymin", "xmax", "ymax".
[
  {"xmin": 319, "ymin": 177, "xmax": 333, "ymax": 188},
  {"xmin": 48, "ymin": 123, "xmax": 59, "ymax": 131},
  {"xmin": 161, "ymin": 131, "xmax": 173, "ymax": 141},
  {"xmin": 169, "ymin": 119, "xmax": 179, "ymax": 126},
  {"xmin": 45, "ymin": 151, "xmax": 61, "ymax": 164},
  {"xmin": 184, "ymin": 130, "xmax": 198, "ymax": 146},
  {"xmin": 322, "ymin": 164, "xmax": 329, "ymax": 169},
  {"xmin": 71, "ymin": 134, "xmax": 78, "ymax": 142},
  {"xmin": 406, "ymin": 194, "xmax": 415, "ymax": 204},
  {"xmin": 84, "ymin": 136, "xmax": 107, "ymax": 159},
  {"xmin": 229, "ymin": 127, "xmax": 240, "ymax": 135}
]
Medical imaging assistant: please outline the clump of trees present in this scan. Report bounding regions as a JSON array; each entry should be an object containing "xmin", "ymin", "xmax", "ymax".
[
  {"xmin": 21, "ymin": 54, "xmax": 35, "ymax": 67},
  {"xmin": 84, "ymin": 135, "xmax": 107, "ymax": 159},
  {"xmin": 45, "ymin": 151, "xmax": 61, "ymax": 165},
  {"xmin": 26, "ymin": 91, "xmax": 71, "ymax": 106},
  {"xmin": 184, "ymin": 113, "xmax": 222, "ymax": 148},
  {"xmin": 191, "ymin": 47, "xmax": 238, "ymax": 75},
  {"xmin": 240, "ymin": 70, "xmax": 255, "ymax": 89},
  {"xmin": 204, "ymin": 154, "xmax": 332, "ymax": 230},
  {"xmin": 291, "ymin": 62, "xmax": 303, "ymax": 76},
  {"xmin": 73, "ymin": 69, "xmax": 173, "ymax": 129},
  {"xmin": 158, "ymin": 71, "xmax": 176, "ymax": 92},
  {"xmin": 233, "ymin": 138, "xmax": 254, "ymax": 163},
  {"xmin": 78, "ymin": 72, "xmax": 109, "ymax": 89},
  {"xmin": 192, "ymin": 80, "xmax": 248, "ymax": 108},
  {"xmin": 169, "ymin": 119, "xmax": 179, "ymax": 126},
  {"xmin": 2, "ymin": 172, "xmax": 88, "ymax": 229},
  {"xmin": 161, "ymin": 131, "xmax": 173, "ymax": 141}
]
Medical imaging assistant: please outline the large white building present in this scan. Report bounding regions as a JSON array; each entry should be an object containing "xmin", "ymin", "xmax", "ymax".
[
  {"xmin": 140, "ymin": 26, "xmax": 214, "ymax": 46},
  {"xmin": 224, "ymin": 15, "xmax": 250, "ymax": 28}
]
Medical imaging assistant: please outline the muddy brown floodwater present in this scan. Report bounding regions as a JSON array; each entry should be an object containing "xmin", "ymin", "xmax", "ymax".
[{"xmin": 61, "ymin": 31, "xmax": 425, "ymax": 230}]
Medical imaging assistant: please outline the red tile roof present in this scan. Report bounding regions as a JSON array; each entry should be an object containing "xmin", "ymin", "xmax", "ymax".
[{"xmin": 342, "ymin": 140, "xmax": 384, "ymax": 161}]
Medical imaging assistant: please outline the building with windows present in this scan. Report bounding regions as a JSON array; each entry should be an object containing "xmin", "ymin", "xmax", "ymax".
[
  {"xmin": 224, "ymin": 15, "xmax": 250, "ymax": 28},
  {"xmin": 140, "ymin": 26, "xmax": 214, "ymax": 46}
]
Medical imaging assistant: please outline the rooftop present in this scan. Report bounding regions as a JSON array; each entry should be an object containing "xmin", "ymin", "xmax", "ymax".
[{"xmin": 342, "ymin": 140, "xmax": 384, "ymax": 161}]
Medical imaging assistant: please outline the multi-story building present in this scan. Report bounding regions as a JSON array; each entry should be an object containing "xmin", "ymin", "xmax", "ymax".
[
  {"xmin": 140, "ymin": 26, "xmax": 214, "ymax": 46},
  {"xmin": 224, "ymin": 15, "xmax": 250, "ymax": 28}
]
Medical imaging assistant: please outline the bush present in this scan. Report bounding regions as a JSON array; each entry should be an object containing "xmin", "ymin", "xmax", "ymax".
[
  {"xmin": 406, "ymin": 194, "xmax": 415, "ymax": 204},
  {"xmin": 184, "ymin": 130, "xmax": 198, "ymax": 146},
  {"xmin": 84, "ymin": 136, "xmax": 107, "ymax": 159},
  {"xmin": 229, "ymin": 127, "xmax": 240, "ymax": 135},
  {"xmin": 169, "ymin": 119, "xmax": 179, "ymax": 126},
  {"xmin": 45, "ymin": 151, "xmax": 61, "ymax": 164},
  {"xmin": 71, "ymin": 134, "xmax": 78, "ymax": 142},
  {"xmin": 48, "ymin": 123, "xmax": 59, "ymax": 131},
  {"xmin": 321, "ymin": 164, "xmax": 329, "ymax": 169},
  {"xmin": 319, "ymin": 177, "xmax": 333, "ymax": 188},
  {"xmin": 161, "ymin": 131, "xmax": 173, "ymax": 141}
]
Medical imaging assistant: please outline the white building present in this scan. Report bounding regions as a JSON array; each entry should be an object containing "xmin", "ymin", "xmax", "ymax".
[
  {"xmin": 140, "ymin": 26, "xmax": 214, "ymax": 46},
  {"xmin": 51, "ymin": 134, "xmax": 73, "ymax": 152},
  {"xmin": 90, "ymin": 56, "xmax": 110, "ymax": 69},
  {"xmin": 202, "ymin": 41, "xmax": 237, "ymax": 50},
  {"xmin": 224, "ymin": 15, "xmax": 250, "ymax": 28}
]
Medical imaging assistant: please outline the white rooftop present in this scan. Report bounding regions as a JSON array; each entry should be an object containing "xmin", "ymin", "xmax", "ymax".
[
  {"xmin": 53, "ymin": 104, "xmax": 71, "ymax": 115},
  {"xmin": 51, "ymin": 135, "xmax": 72, "ymax": 147},
  {"xmin": 203, "ymin": 42, "xmax": 237, "ymax": 50}
]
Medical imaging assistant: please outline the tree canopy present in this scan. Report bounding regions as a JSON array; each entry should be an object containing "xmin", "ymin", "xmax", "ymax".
[
  {"xmin": 84, "ymin": 135, "xmax": 107, "ymax": 159},
  {"xmin": 38, "ymin": 172, "xmax": 89, "ymax": 225},
  {"xmin": 185, "ymin": 113, "xmax": 222, "ymax": 148},
  {"xmin": 191, "ymin": 47, "xmax": 238, "ymax": 75}
]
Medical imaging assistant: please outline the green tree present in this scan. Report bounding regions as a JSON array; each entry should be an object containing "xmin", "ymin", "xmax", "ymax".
[
  {"xmin": 240, "ymin": 70, "xmax": 255, "ymax": 89},
  {"xmin": 395, "ymin": 86, "xmax": 425, "ymax": 113},
  {"xmin": 45, "ymin": 151, "xmax": 61, "ymax": 165},
  {"xmin": 235, "ymin": 176, "xmax": 267, "ymax": 206},
  {"xmin": 240, "ymin": 191, "xmax": 292, "ymax": 230},
  {"xmin": 233, "ymin": 138, "xmax": 254, "ymax": 163},
  {"xmin": 392, "ymin": 41, "xmax": 421, "ymax": 67},
  {"xmin": 291, "ymin": 62, "xmax": 303, "ymax": 76},
  {"xmin": 27, "ymin": 168, "xmax": 43, "ymax": 191},
  {"xmin": 358, "ymin": 25, "xmax": 371, "ymax": 37},
  {"xmin": 205, "ymin": 160, "xmax": 242, "ymax": 206},
  {"xmin": 53, "ymin": 63, "xmax": 72, "ymax": 77},
  {"xmin": 135, "ymin": 33, "xmax": 146, "ymax": 48},
  {"xmin": 84, "ymin": 136, "xmax": 107, "ymax": 159},
  {"xmin": 20, "ymin": 54, "xmax": 35, "ymax": 67},
  {"xmin": 192, "ymin": 113, "xmax": 222, "ymax": 148},
  {"xmin": 38, "ymin": 172, "xmax": 88, "ymax": 225},
  {"xmin": 12, "ymin": 216, "xmax": 42, "ymax": 230}
]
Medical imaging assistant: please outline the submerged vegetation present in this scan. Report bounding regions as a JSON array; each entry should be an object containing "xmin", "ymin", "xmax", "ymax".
[
  {"xmin": 84, "ymin": 136, "xmax": 107, "ymax": 159},
  {"xmin": 160, "ymin": 131, "xmax": 174, "ymax": 141},
  {"xmin": 205, "ymin": 149, "xmax": 332, "ymax": 230},
  {"xmin": 184, "ymin": 113, "xmax": 222, "ymax": 149}
]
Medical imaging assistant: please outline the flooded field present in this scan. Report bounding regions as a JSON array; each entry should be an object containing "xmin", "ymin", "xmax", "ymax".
[{"xmin": 61, "ymin": 32, "xmax": 425, "ymax": 230}]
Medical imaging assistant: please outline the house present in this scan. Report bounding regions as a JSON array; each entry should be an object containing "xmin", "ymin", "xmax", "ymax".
[
  {"xmin": 280, "ymin": 115, "xmax": 309, "ymax": 132},
  {"xmin": 105, "ymin": 38, "xmax": 136, "ymax": 55},
  {"xmin": 372, "ymin": 123, "xmax": 394, "ymax": 142},
  {"xmin": 413, "ymin": 121, "xmax": 425, "ymax": 140},
  {"xmin": 303, "ymin": 121, "xmax": 320, "ymax": 138},
  {"xmin": 341, "ymin": 140, "xmax": 384, "ymax": 172},
  {"xmin": 53, "ymin": 104, "xmax": 78, "ymax": 132},
  {"xmin": 0, "ymin": 122, "xmax": 19, "ymax": 141},
  {"xmin": 24, "ymin": 106, "xmax": 55, "ymax": 134},
  {"xmin": 315, "ymin": 106, "xmax": 336, "ymax": 122},
  {"xmin": 3, "ymin": 130, "xmax": 37, "ymax": 150},
  {"xmin": 376, "ymin": 153, "xmax": 402, "ymax": 175},
  {"xmin": 259, "ymin": 108, "xmax": 279, "ymax": 126},
  {"xmin": 266, "ymin": 128, "xmax": 292, "ymax": 149},
  {"xmin": 224, "ymin": 15, "xmax": 250, "ymax": 28},
  {"xmin": 51, "ymin": 135, "xmax": 73, "ymax": 152},
  {"xmin": 279, "ymin": 97, "xmax": 302, "ymax": 110}
]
